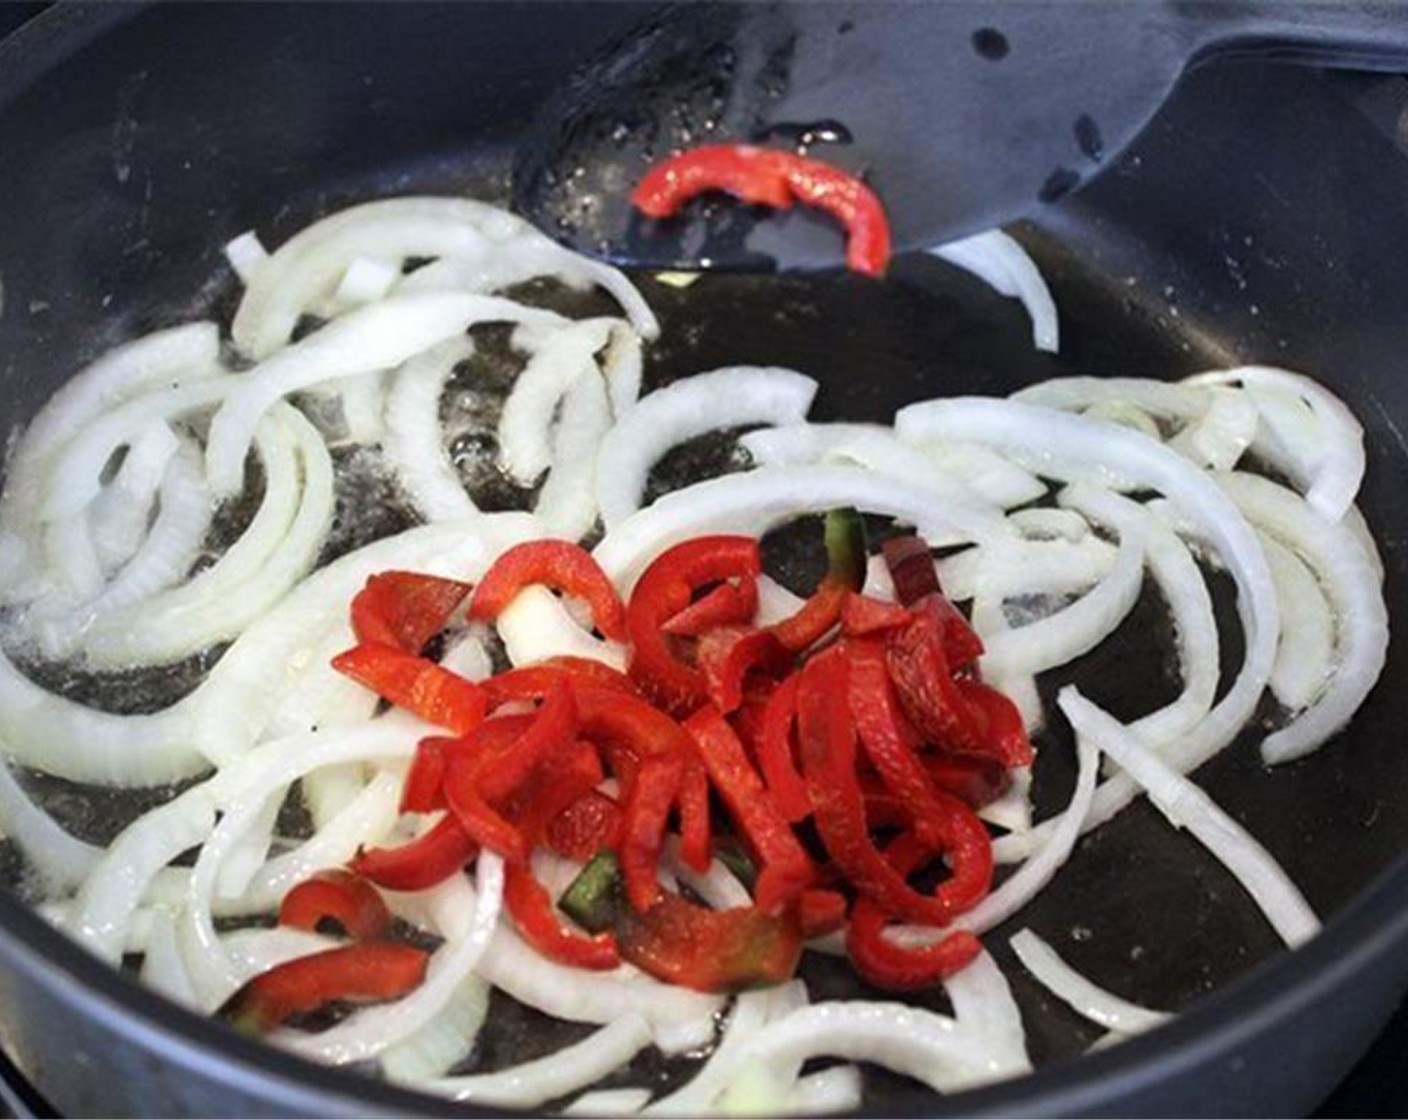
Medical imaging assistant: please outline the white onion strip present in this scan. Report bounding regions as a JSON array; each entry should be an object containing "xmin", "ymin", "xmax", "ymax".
[
  {"xmin": 596, "ymin": 366, "xmax": 819, "ymax": 532},
  {"xmin": 497, "ymin": 586, "xmax": 627, "ymax": 671},
  {"xmin": 1263, "ymin": 536, "xmax": 1335, "ymax": 711},
  {"xmin": 1010, "ymin": 928, "xmax": 1171, "ymax": 1034},
  {"xmin": 381, "ymin": 974, "xmax": 492, "ymax": 1085},
  {"xmin": 1061, "ymin": 688, "xmax": 1320, "ymax": 946},
  {"xmin": 932, "ymin": 229, "xmax": 1059, "ymax": 353},
  {"xmin": 382, "ymin": 336, "xmax": 479, "ymax": 522}
]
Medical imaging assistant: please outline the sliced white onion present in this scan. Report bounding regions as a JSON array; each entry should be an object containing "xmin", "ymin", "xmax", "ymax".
[
  {"xmin": 932, "ymin": 229, "xmax": 1059, "ymax": 352},
  {"xmin": 1013, "ymin": 376, "xmax": 1209, "ymax": 423},
  {"xmin": 1215, "ymin": 471, "xmax": 1387, "ymax": 764},
  {"xmin": 476, "ymin": 925, "xmax": 722, "ymax": 1052},
  {"xmin": 755, "ymin": 575, "xmax": 806, "ymax": 627},
  {"xmin": 1188, "ymin": 366, "xmax": 1365, "ymax": 522},
  {"xmin": 334, "ymin": 255, "xmax": 400, "ymax": 306},
  {"xmin": 497, "ymin": 586, "xmax": 627, "ymax": 671},
  {"xmin": 1167, "ymin": 387, "xmax": 1257, "ymax": 471},
  {"xmin": 943, "ymin": 950, "xmax": 1033, "ymax": 1077},
  {"xmin": 139, "ymin": 905, "xmax": 199, "ymax": 1010},
  {"xmin": 0, "ymin": 749, "xmax": 99, "ymax": 891},
  {"xmin": 499, "ymin": 318, "xmax": 613, "ymax": 486},
  {"xmin": 88, "ymin": 419, "xmax": 180, "ymax": 574},
  {"xmin": 382, "ymin": 974, "xmax": 492, "ymax": 1084},
  {"xmin": 594, "ymin": 464, "xmax": 1011, "ymax": 593},
  {"xmin": 534, "ymin": 356, "xmax": 613, "ymax": 540},
  {"xmin": 938, "ymin": 533, "xmax": 1117, "ymax": 603},
  {"xmin": 1010, "ymin": 928, "xmax": 1170, "ymax": 1034},
  {"xmin": 383, "ymin": 335, "xmax": 480, "ymax": 522},
  {"xmin": 596, "ymin": 367, "xmax": 818, "ymax": 531},
  {"xmin": 1059, "ymin": 688, "xmax": 1320, "ymax": 947},
  {"xmin": 1263, "ymin": 536, "xmax": 1334, "ymax": 711},
  {"xmin": 424, "ymin": 1013, "xmax": 652, "ymax": 1107},
  {"xmin": 223, "ymin": 231, "xmax": 269, "ymax": 286},
  {"xmin": 566, "ymin": 1088, "xmax": 653, "ymax": 1117},
  {"xmin": 784, "ymin": 1066, "xmax": 863, "ymax": 1115}
]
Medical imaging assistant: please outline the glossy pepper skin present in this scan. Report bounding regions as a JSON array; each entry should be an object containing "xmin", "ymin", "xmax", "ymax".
[
  {"xmin": 468, "ymin": 540, "xmax": 627, "ymax": 641},
  {"xmin": 632, "ymin": 144, "xmax": 892, "ymax": 277}
]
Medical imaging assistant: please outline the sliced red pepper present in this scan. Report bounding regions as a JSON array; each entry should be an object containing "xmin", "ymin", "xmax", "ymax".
[
  {"xmin": 915, "ymin": 592, "xmax": 985, "ymax": 671},
  {"xmin": 401, "ymin": 737, "xmax": 450, "ymax": 814},
  {"xmin": 881, "ymin": 535, "xmax": 940, "ymax": 606},
  {"xmin": 332, "ymin": 643, "xmax": 485, "ymax": 736},
  {"xmin": 278, "ymin": 869, "xmax": 392, "ymax": 941},
  {"xmin": 798, "ymin": 888, "xmax": 848, "ymax": 939},
  {"xmin": 840, "ymin": 591, "xmax": 912, "ymax": 637},
  {"xmin": 615, "ymin": 891, "xmax": 803, "ymax": 993},
  {"xmin": 506, "ymin": 739, "xmax": 606, "ymax": 850},
  {"xmin": 769, "ymin": 579, "xmax": 850, "ymax": 654},
  {"xmin": 845, "ymin": 832, "xmax": 984, "ymax": 990},
  {"xmin": 542, "ymin": 656, "xmax": 642, "ymax": 696},
  {"xmin": 474, "ymin": 679, "xmax": 579, "ymax": 803},
  {"xmin": 632, "ymin": 145, "xmax": 891, "ymax": 278},
  {"xmin": 351, "ymin": 815, "xmax": 479, "ymax": 892},
  {"xmin": 661, "ymin": 578, "xmax": 758, "ymax": 637},
  {"xmin": 625, "ymin": 536, "xmax": 761, "ymax": 714},
  {"xmin": 684, "ymin": 705, "xmax": 815, "ymax": 913},
  {"xmin": 696, "ymin": 625, "xmax": 790, "ymax": 714},
  {"xmin": 504, "ymin": 859, "xmax": 619, "ymax": 971},
  {"xmin": 729, "ymin": 673, "xmax": 778, "ymax": 754},
  {"xmin": 926, "ymin": 752, "xmax": 1012, "ymax": 808},
  {"xmin": 795, "ymin": 648, "xmax": 953, "ymax": 926},
  {"xmin": 956, "ymin": 678, "xmax": 1035, "ymax": 768},
  {"xmin": 755, "ymin": 675, "xmax": 812, "ymax": 823},
  {"xmin": 547, "ymin": 790, "xmax": 623, "ymax": 862},
  {"xmin": 220, "ymin": 942, "xmax": 429, "ymax": 1034},
  {"xmin": 350, "ymin": 571, "xmax": 471, "ymax": 654},
  {"xmin": 677, "ymin": 760, "xmax": 712, "ymax": 874},
  {"xmin": 884, "ymin": 609, "xmax": 987, "ymax": 755},
  {"xmin": 572, "ymin": 684, "xmax": 693, "ymax": 912},
  {"xmin": 469, "ymin": 540, "xmax": 626, "ymax": 641}
]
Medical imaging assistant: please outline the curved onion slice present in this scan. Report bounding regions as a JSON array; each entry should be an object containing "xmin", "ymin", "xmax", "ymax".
[
  {"xmin": 0, "ymin": 750, "xmax": 99, "ymax": 889},
  {"xmin": 1059, "ymin": 688, "xmax": 1320, "ymax": 947},
  {"xmin": 88, "ymin": 419, "xmax": 181, "ymax": 574},
  {"xmin": 381, "ymin": 974, "xmax": 492, "ymax": 1084},
  {"xmin": 383, "ymin": 335, "xmax": 480, "ymax": 522},
  {"xmin": 594, "ymin": 464, "xmax": 1012, "ymax": 592},
  {"xmin": 1263, "ymin": 536, "xmax": 1335, "ymax": 711},
  {"xmin": 939, "ymin": 533, "xmax": 1118, "ymax": 604},
  {"xmin": 497, "ymin": 585, "xmax": 627, "ymax": 671},
  {"xmin": 231, "ymin": 197, "xmax": 656, "ymax": 359},
  {"xmin": 932, "ymin": 229, "xmax": 1059, "ymax": 353},
  {"xmin": 1010, "ymin": 928, "xmax": 1171, "ymax": 1034},
  {"xmin": 596, "ymin": 367, "xmax": 819, "ymax": 531},
  {"xmin": 424, "ymin": 1013, "xmax": 652, "ymax": 1107},
  {"xmin": 533, "ymin": 356, "xmax": 614, "ymax": 540},
  {"xmin": 1215, "ymin": 471, "xmax": 1387, "ymax": 764}
]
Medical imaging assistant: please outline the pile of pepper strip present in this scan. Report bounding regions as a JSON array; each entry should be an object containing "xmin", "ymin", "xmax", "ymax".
[{"xmin": 222, "ymin": 514, "xmax": 1034, "ymax": 1030}]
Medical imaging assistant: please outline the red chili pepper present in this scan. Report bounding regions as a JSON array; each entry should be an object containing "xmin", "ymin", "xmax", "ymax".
[
  {"xmin": 547, "ymin": 790, "xmax": 623, "ymax": 862},
  {"xmin": 798, "ymin": 888, "xmax": 848, "ymax": 939},
  {"xmin": 350, "ymin": 571, "xmax": 472, "ymax": 654},
  {"xmin": 632, "ymin": 145, "xmax": 891, "ymax": 278},
  {"xmin": 401, "ymin": 737, "xmax": 450, "ymax": 814},
  {"xmin": 840, "ymin": 591, "xmax": 912, "ymax": 637},
  {"xmin": 845, "ymin": 832, "xmax": 984, "ymax": 990},
  {"xmin": 696, "ymin": 625, "xmax": 790, "ymax": 714},
  {"xmin": 884, "ymin": 609, "xmax": 987, "ymax": 755},
  {"xmin": 469, "ymin": 540, "xmax": 626, "ymax": 641},
  {"xmin": 615, "ymin": 891, "xmax": 803, "ymax": 993},
  {"xmin": 755, "ymin": 675, "xmax": 812, "ymax": 823},
  {"xmin": 351, "ymin": 815, "xmax": 480, "ymax": 892},
  {"xmin": 504, "ymin": 859, "xmax": 620, "ymax": 971},
  {"xmin": 956, "ymin": 678, "xmax": 1035, "ymax": 768},
  {"xmin": 795, "ymin": 648, "xmax": 953, "ymax": 926},
  {"xmin": 661, "ymin": 578, "xmax": 758, "ymax": 637},
  {"xmin": 332, "ymin": 644, "xmax": 485, "ymax": 735},
  {"xmin": 220, "ymin": 942, "xmax": 429, "ymax": 1034},
  {"xmin": 684, "ymin": 705, "xmax": 815, "ymax": 913},
  {"xmin": 626, "ymin": 536, "xmax": 761, "ymax": 714},
  {"xmin": 278, "ymin": 869, "xmax": 393, "ymax": 941}
]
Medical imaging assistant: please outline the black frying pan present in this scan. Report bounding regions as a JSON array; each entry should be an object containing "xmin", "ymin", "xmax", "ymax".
[{"xmin": 0, "ymin": 3, "xmax": 1405, "ymax": 1116}]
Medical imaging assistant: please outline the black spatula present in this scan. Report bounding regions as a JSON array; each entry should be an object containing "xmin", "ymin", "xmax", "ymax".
[{"xmin": 512, "ymin": 1, "xmax": 1408, "ymax": 272}]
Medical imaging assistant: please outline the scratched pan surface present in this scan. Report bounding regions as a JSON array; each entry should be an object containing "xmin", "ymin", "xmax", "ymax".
[{"xmin": 0, "ymin": 4, "xmax": 1405, "ymax": 1117}]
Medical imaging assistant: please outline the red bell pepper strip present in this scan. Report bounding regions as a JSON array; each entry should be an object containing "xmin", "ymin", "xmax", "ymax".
[
  {"xmin": 278, "ymin": 869, "xmax": 392, "ymax": 941},
  {"xmin": 798, "ymin": 888, "xmax": 849, "ymax": 939},
  {"xmin": 769, "ymin": 581, "xmax": 850, "ymax": 654},
  {"xmin": 845, "ymin": 832, "xmax": 984, "ymax": 990},
  {"xmin": 684, "ymin": 705, "xmax": 815, "ymax": 913},
  {"xmin": 769, "ymin": 507, "xmax": 868, "ymax": 652},
  {"xmin": 504, "ymin": 859, "xmax": 620, "ymax": 970},
  {"xmin": 507, "ymin": 738, "xmax": 606, "ymax": 846},
  {"xmin": 696, "ymin": 625, "xmax": 790, "ymax": 714},
  {"xmin": 332, "ymin": 644, "xmax": 485, "ymax": 736},
  {"xmin": 350, "ymin": 571, "xmax": 472, "ymax": 654},
  {"xmin": 755, "ymin": 675, "xmax": 812, "ymax": 823},
  {"xmin": 626, "ymin": 536, "xmax": 761, "ymax": 714},
  {"xmin": 677, "ymin": 760, "xmax": 713, "ymax": 874},
  {"xmin": 542, "ymin": 656, "xmax": 642, "ymax": 696},
  {"xmin": 956, "ymin": 678, "xmax": 1035, "ymax": 768},
  {"xmin": 220, "ymin": 943, "xmax": 429, "ymax": 1034},
  {"xmin": 884, "ymin": 608, "xmax": 987, "ymax": 755},
  {"xmin": 661, "ymin": 579, "xmax": 758, "ymax": 637},
  {"xmin": 615, "ymin": 891, "xmax": 803, "ymax": 993},
  {"xmin": 474, "ymin": 679, "xmax": 578, "ymax": 803},
  {"xmin": 547, "ymin": 790, "xmax": 623, "ymax": 862},
  {"xmin": 915, "ymin": 593, "xmax": 985, "ymax": 671},
  {"xmin": 925, "ymin": 753, "xmax": 1011, "ymax": 809},
  {"xmin": 401, "ymin": 737, "xmax": 450, "ymax": 814},
  {"xmin": 351, "ymin": 815, "xmax": 480, "ymax": 892},
  {"xmin": 795, "ymin": 648, "xmax": 954, "ymax": 926},
  {"xmin": 840, "ymin": 591, "xmax": 911, "ymax": 637},
  {"xmin": 632, "ymin": 145, "xmax": 892, "ymax": 278},
  {"xmin": 469, "ymin": 540, "xmax": 627, "ymax": 641},
  {"xmin": 572, "ymin": 684, "xmax": 692, "ymax": 912},
  {"xmin": 881, "ymin": 535, "xmax": 940, "ymax": 606}
]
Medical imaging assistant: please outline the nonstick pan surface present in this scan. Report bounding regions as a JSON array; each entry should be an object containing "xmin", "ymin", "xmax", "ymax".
[{"xmin": 0, "ymin": 4, "xmax": 1405, "ymax": 1116}]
